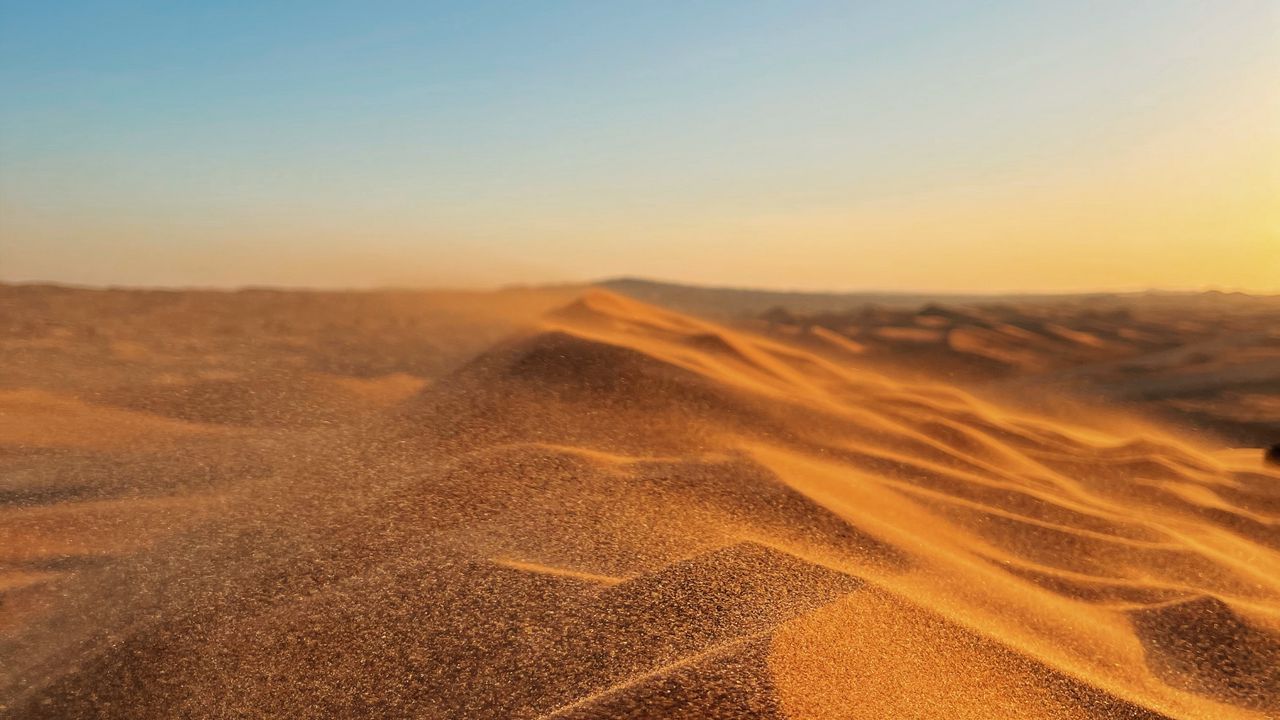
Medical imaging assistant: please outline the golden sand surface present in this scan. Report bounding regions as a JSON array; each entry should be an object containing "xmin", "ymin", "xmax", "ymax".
[{"xmin": 1, "ymin": 285, "xmax": 1277, "ymax": 718}]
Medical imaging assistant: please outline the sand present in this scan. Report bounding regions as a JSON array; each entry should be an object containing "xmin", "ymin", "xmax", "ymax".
[
  {"xmin": 744, "ymin": 290, "xmax": 1280, "ymax": 447},
  {"xmin": 1, "ymin": 284, "xmax": 1278, "ymax": 718}
]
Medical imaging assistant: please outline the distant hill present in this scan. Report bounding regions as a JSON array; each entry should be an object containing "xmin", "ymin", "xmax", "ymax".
[{"xmin": 597, "ymin": 277, "xmax": 1132, "ymax": 318}]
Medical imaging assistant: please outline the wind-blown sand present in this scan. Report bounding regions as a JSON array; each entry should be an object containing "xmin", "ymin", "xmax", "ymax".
[{"xmin": 1, "ymin": 286, "xmax": 1278, "ymax": 718}]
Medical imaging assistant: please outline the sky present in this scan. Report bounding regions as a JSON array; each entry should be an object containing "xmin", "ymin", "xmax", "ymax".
[{"xmin": 1, "ymin": 1, "xmax": 1277, "ymax": 292}]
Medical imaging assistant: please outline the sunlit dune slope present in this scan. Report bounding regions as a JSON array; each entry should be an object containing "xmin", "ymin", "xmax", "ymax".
[{"xmin": 3, "ymin": 290, "xmax": 1279, "ymax": 719}]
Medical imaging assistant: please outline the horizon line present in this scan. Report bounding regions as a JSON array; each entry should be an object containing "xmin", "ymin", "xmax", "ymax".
[{"xmin": 2, "ymin": 275, "xmax": 1276, "ymax": 299}]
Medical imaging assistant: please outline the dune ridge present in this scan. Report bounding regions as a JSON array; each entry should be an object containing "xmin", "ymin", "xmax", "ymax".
[{"xmin": 1, "ymin": 289, "xmax": 1278, "ymax": 718}]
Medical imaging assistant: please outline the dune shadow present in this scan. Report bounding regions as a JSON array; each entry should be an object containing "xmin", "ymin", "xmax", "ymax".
[{"xmin": 1129, "ymin": 595, "xmax": 1280, "ymax": 713}]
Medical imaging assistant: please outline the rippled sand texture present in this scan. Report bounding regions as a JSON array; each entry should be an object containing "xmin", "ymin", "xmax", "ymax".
[{"xmin": 2, "ymin": 287, "xmax": 1278, "ymax": 718}]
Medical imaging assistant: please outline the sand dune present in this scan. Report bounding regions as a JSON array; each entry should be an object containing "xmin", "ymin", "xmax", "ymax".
[
  {"xmin": 742, "ymin": 291, "xmax": 1280, "ymax": 446},
  {"xmin": 1, "ymin": 287, "xmax": 1278, "ymax": 718}
]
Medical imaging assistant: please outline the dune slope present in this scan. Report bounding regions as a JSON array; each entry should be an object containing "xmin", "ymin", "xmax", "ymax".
[{"xmin": 2, "ymin": 290, "xmax": 1279, "ymax": 719}]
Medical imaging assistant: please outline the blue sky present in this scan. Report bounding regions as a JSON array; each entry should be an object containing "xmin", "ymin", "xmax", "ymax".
[{"xmin": 2, "ymin": 1, "xmax": 1277, "ymax": 290}]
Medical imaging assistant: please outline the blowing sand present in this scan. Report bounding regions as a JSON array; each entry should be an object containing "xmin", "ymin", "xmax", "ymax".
[{"xmin": 1, "ymin": 285, "xmax": 1278, "ymax": 718}]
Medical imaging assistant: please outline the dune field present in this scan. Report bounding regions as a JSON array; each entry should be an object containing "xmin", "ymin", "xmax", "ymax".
[{"xmin": 1, "ymin": 282, "xmax": 1278, "ymax": 719}]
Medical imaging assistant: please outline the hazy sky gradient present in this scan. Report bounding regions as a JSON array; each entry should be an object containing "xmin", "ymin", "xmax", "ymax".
[{"xmin": 2, "ymin": 1, "xmax": 1277, "ymax": 291}]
